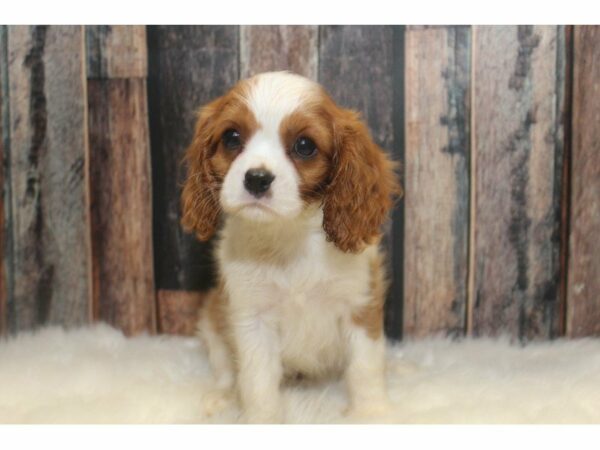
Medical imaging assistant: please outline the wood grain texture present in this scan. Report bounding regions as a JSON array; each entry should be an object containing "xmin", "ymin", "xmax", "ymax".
[
  {"xmin": 86, "ymin": 26, "xmax": 147, "ymax": 79},
  {"xmin": 318, "ymin": 26, "xmax": 401, "ymax": 336},
  {"xmin": 0, "ymin": 26, "xmax": 7, "ymax": 335},
  {"xmin": 471, "ymin": 26, "xmax": 566, "ymax": 340},
  {"xmin": 567, "ymin": 26, "xmax": 600, "ymax": 337},
  {"xmin": 240, "ymin": 26, "xmax": 318, "ymax": 80},
  {"xmin": 5, "ymin": 26, "xmax": 91, "ymax": 331},
  {"xmin": 403, "ymin": 26, "xmax": 470, "ymax": 337},
  {"xmin": 87, "ymin": 79, "xmax": 155, "ymax": 335},
  {"xmin": 86, "ymin": 25, "xmax": 155, "ymax": 335},
  {"xmin": 156, "ymin": 290, "xmax": 205, "ymax": 335},
  {"xmin": 147, "ymin": 27, "xmax": 238, "ymax": 318}
]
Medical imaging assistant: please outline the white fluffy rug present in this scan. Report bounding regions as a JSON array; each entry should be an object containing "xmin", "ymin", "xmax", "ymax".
[{"xmin": 0, "ymin": 324, "xmax": 599, "ymax": 424}]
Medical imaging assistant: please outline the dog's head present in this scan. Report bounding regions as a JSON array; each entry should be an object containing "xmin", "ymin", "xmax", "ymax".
[{"xmin": 181, "ymin": 71, "xmax": 401, "ymax": 253}]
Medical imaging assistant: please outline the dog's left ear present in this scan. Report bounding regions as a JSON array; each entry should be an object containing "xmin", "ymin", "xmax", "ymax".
[
  {"xmin": 323, "ymin": 109, "xmax": 402, "ymax": 253},
  {"xmin": 181, "ymin": 98, "xmax": 223, "ymax": 241}
]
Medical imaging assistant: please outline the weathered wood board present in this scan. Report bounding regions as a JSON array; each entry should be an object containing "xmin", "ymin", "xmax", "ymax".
[
  {"xmin": 470, "ymin": 26, "xmax": 566, "ymax": 340},
  {"xmin": 147, "ymin": 26, "xmax": 239, "ymax": 332},
  {"xmin": 86, "ymin": 25, "xmax": 155, "ymax": 336},
  {"xmin": 5, "ymin": 26, "xmax": 92, "ymax": 331},
  {"xmin": 240, "ymin": 26, "xmax": 318, "ymax": 80},
  {"xmin": 156, "ymin": 289, "xmax": 205, "ymax": 335},
  {"xmin": 403, "ymin": 26, "xmax": 471, "ymax": 337},
  {"xmin": 0, "ymin": 26, "xmax": 7, "ymax": 335},
  {"xmin": 567, "ymin": 25, "xmax": 600, "ymax": 337},
  {"xmin": 86, "ymin": 25, "xmax": 147, "ymax": 79}
]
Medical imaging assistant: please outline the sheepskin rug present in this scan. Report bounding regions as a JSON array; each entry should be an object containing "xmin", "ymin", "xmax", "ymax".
[{"xmin": 0, "ymin": 324, "xmax": 599, "ymax": 424}]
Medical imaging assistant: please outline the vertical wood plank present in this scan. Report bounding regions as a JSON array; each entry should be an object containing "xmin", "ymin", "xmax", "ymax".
[
  {"xmin": 318, "ymin": 26, "xmax": 402, "ymax": 338},
  {"xmin": 403, "ymin": 26, "xmax": 470, "ymax": 337},
  {"xmin": 156, "ymin": 290, "xmax": 205, "ymax": 336},
  {"xmin": 471, "ymin": 26, "xmax": 566, "ymax": 340},
  {"xmin": 86, "ymin": 26, "xmax": 147, "ymax": 79},
  {"xmin": 567, "ymin": 26, "xmax": 600, "ymax": 337},
  {"xmin": 0, "ymin": 26, "xmax": 7, "ymax": 335},
  {"xmin": 6, "ymin": 26, "xmax": 91, "ymax": 331},
  {"xmin": 86, "ymin": 25, "xmax": 155, "ymax": 335},
  {"xmin": 147, "ymin": 26, "xmax": 238, "ymax": 333},
  {"xmin": 240, "ymin": 26, "xmax": 318, "ymax": 80}
]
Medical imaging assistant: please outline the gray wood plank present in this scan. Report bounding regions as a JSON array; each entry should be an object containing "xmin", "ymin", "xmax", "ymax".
[
  {"xmin": 240, "ymin": 26, "xmax": 318, "ymax": 80},
  {"xmin": 6, "ymin": 25, "xmax": 92, "ymax": 331},
  {"xmin": 0, "ymin": 26, "xmax": 8, "ymax": 335},
  {"xmin": 470, "ymin": 26, "xmax": 566, "ymax": 339}
]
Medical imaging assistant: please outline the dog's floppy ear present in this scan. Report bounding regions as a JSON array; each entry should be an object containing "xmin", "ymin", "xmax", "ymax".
[
  {"xmin": 181, "ymin": 99, "xmax": 223, "ymax": 241},
  {"xmin": 322, "ymin": 108, "xmax": 401, "ymax": 253}
]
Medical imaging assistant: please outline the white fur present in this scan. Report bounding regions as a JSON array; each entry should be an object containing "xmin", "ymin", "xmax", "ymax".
[
  {"xmin": 210, "ymin": 72, "xmax": 388, "ymax": 422},
  {"xmin": 1, "ymin": 324, "xmax": 600, "ymax": 424},
  {"xmin": 215, "ymin": 207, "xmax": 382, "ymax": 422},
  {"xmin": 219, "ymin": 72, "xmax": 319, "ymax": 222}
]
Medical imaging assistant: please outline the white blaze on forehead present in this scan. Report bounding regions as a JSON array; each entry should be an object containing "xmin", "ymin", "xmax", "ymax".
[
  {"xmin": 246, "ymin": 72, "xmax": 319, "ymax": 129},
  {"xmin": 219, "ymin": 72, "xmax": 318, "ymax": 221}
]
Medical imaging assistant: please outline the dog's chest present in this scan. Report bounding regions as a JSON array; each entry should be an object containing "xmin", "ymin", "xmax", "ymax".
[{"xmin": 219, "ymin": 223, "xmax": 374, "ymax": 375}]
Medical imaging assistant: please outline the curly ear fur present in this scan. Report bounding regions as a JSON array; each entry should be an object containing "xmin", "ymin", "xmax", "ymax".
[
  {"xmin": 323, "ymin": 109, "xmax": 402, "ymax": 253},
  {"xmin": 181, "ymin": 100, "xmax": 222, "ymax": 241}
]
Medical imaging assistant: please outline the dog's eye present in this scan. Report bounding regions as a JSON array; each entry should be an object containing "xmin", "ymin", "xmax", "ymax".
[
  {"xmin": 222, "ymin": 129, "xmax": 242, "ymax": 150},
  {"xmin": 293, "ymin": 136, "xmax": 317, "ymax": 159}
]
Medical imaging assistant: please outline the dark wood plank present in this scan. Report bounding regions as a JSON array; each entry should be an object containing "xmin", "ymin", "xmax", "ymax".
[
  {"xmin": 0, "ymin": 26, "xmax": 7, "ymax": 335},
  {"xmin": 86, "ymin": 25, "xmax": 147, "ymax": 79},
  {"xmin": 5, "ymin": 26, "xmax": 91, "ymax": 331},
  {"xmin": 470, "ymin": 26, "xmax": 566, "ymax": 340},
  {"xmin": 87, "ymin": 79, "xmax": 156, "ymax": 335},
  {"xmin": 318, "ymin": 26, "xmax": 401, "ymax": 337},
  {"xmin": 403, "ymin": 26, "xmax": 470, "ymax": 337},
  {"xmin": 240, "ymin": 26, "xmax": 318, "ymax": 79},
  {"xmin": 567, "ymin": 26, "xmax": 600, "ymax": 337},
  {"xmin": 147, "ymin": 26, "xmax": 238, "ymax": 333},
  {"xmin": 156, "ymin": 290, "xmax": 205, "ymax": 335}
]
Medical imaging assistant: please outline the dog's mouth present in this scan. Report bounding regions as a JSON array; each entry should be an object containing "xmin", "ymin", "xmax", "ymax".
[{"xmin": 230, "ymin": 201, "xmax": 282, "ymax": 219}]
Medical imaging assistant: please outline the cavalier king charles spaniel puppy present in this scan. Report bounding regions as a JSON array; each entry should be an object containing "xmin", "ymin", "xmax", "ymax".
[{"xmin": 181, "ymin": 71, "xmax": 401, "ymax": 423}]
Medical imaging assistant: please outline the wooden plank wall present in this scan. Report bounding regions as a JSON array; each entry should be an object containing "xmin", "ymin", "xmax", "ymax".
[
  {"xmin": 470, "ymin": 26, "xmax": 566, "ymax": 340},
  {"xmin": 86, "ymin": 26, "xmax": 156, "ymax": 334},
  {"xmin": 2, "ymin": 26, "xmax": 92, "ymax": 332},
  {"xmin": 0, "ymin": 25, "xmax": 599, "ymax": 340},
  {"xmin": 567, "ymin": 26, "xmax": 600, "ymax": 337},
  {"xmin": 403, "ymin": 26, "xmax": 470, "ymax": 338}
]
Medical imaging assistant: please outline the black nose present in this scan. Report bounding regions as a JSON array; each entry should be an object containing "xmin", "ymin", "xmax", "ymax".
[{"xmin": 244, "ymin": 168, "xmax": 275, "ymax": 197}]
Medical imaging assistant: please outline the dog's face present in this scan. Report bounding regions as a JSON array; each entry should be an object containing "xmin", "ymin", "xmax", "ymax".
[{"xmin": 182, "ymin": 72, "xmax": 400, "ymax": 252}]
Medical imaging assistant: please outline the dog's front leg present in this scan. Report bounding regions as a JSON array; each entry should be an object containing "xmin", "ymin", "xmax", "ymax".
[
  {"xmin": 232, "ymin": 310, "xmax": 283, "ymax": 423},
  {"xmin": 344, "ymin": 323, "xmax": 390, "ymax": 419}
]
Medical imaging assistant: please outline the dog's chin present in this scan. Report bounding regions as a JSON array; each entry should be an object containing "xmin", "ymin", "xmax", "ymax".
[{"xmin": 224, "ymin": 201, "xmax": 295, "ymax": 223}]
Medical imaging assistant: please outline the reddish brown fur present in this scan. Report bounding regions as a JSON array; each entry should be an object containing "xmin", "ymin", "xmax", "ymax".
[
  {"xmin": 182, "ymin": 79, "xmax": 401, "ymax": 254},
  {"xmin": 181, "ymin": 81, "xmax": 258, "ymax": 240},
  {"xmin": 314, "ymin": 91, "xmax": 401, "ymax": 253},
  {"xmin": 352, "ymin": 249, "xmax": 388, "ymax": 339}
]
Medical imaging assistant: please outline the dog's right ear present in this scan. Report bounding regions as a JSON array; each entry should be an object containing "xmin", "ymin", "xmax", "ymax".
[{"xmin": 181, "ymin": 98, "xmax": 223, "ymax": 241}]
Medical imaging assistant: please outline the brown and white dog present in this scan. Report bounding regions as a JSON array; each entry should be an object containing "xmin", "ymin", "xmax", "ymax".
[{"xmin": 181, "ymin": 71, "xmax": 401, "ymax": 423}]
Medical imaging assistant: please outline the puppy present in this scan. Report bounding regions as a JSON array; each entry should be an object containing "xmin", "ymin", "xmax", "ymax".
[{"xmin": 181, "ymin": 71, "xmax": 401, "ymax": 423}]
